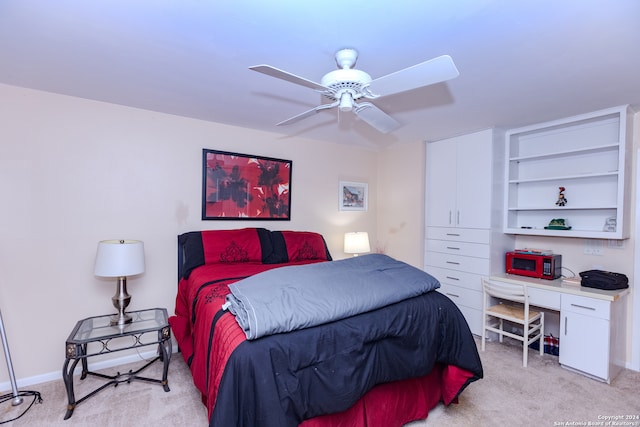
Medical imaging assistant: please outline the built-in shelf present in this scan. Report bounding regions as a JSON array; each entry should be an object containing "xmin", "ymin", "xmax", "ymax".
[
  {"xmin": 507, "ymin": 206, "xmax": 617, "ymax": 211},
  {"xmin": 503, "ymin": 105, "xmax": 632, "ymax": 239},
  {"xmin": 509, "ymin": 143, "xmax": 619, "ymax": 162},
  {"xmin": 509, "ymin": 171, "xmax": 618, "ymax": 184}
]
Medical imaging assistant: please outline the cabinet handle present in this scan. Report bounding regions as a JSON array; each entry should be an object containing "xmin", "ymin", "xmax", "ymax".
[
  {"xmin": 449, "ymin": 210, "xmax": 452, "ymax": 225},
  {"xmin": 570, "ymin": 304, "xmax": 596, "ymax": 311},
  {"xmin": 446, "ymin": 261, "xmax": 460, "ymax": 265},
  {"xmin": 564, "ymin": 316, "xmax": 567, "ymax": 335},
  {"xmin": 445, "ymin": 276, "xmax": 460, "ymax": 281},
  {"xmin": 446, "ymin": 233, "xmax": 460, "ymax": 237},
  {"xmin": 457, "ymin": 211, "xmax": 460, "ymax": 225},
  {"xmin": 445, "ymin": 293, "xmax": 460, "ymax": 298},
  {"xmin": 446, "ymin": 246, "xmax": 460, "ymax": 250}
]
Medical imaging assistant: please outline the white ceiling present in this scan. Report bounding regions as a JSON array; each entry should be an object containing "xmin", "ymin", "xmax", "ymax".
[{"xmin": 1, "ymin": 1, "xmax": 639, "ymax": 150}]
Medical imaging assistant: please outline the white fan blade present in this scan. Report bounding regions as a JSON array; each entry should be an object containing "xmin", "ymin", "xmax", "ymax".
[
  {"xmin": 277, "ymin": 101, "xmax": 339, "ymax": 126},
  {"xmin": 353, "ymin": 102, "xmax": 401, "ymax": 134},
  {"xmin": 250, "ymin": 65, "xmax": 328, "ymax": 91},
  {"xmin": 368, "ymin": 55, "xmax": 459, "ymax": 97}
]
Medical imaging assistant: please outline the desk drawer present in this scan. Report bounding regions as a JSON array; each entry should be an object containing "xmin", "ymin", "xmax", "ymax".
[
  {"xmin": 426, "ymin": 239, "xmax": 489, "ymax": 258},
  {"xmin": 426, "ymin": 227, "xmax": 490, "ymax": 244},
  {"xmin": 528, "ymin": 287, "xmax": 561, "ymax": 310},
  {"xmin": 561, "ymin": 294, "xmax": 611, "ymax": 320}
]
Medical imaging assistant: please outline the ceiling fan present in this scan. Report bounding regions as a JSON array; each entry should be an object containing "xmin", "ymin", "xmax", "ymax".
[{"xmin": 249, "ymin": 48, "xmax": 459, "ymax": 134}]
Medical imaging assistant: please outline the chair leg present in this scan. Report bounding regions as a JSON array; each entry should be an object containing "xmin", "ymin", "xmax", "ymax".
[
  {"xmin": 539, "ymin": 313, "xmax": 545, "ymax": 356},
  {"xmin": 481, "ymin": 315, "xmax": 486, "ymax": 352},
  {"xmin": 523, "ymin": 324, "xmax": 529, "ymax": 367}
]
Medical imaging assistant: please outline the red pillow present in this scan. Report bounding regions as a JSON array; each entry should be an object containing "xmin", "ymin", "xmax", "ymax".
[
  {"xmin": 280, "ymin": 231, "xmax": 331, "ymax": 262},
  {"xmin": 201, "ymin": 228, "xmax": 262, "ymax": 264}
]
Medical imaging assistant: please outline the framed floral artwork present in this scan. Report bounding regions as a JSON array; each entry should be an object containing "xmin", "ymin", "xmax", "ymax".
[{"xmin": 202, "ymin": 149, "xmax": 292, "ymax": 220}]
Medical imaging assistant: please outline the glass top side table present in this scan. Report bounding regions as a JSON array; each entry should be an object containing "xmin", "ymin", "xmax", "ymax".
[{"xmin": 62, "ymin": 308, "xmax": 172, "ymax": 420}]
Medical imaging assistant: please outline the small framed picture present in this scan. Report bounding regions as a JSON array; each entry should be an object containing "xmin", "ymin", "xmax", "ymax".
[{"xmin": 339, "ymin": 181, "xmax": 368, "ymax": 211}]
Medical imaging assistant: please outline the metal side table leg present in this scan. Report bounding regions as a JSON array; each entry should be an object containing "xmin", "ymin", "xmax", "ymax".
[
  {"xmin": 158, "ymin": 333, "xmax": 171, "ymax": 392},
  {"xmin": 62, "ymin": 357, "xmax": 81, "ymax": 420}
]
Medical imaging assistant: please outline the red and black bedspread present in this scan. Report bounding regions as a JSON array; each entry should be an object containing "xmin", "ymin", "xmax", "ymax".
[
  {"xmin": 171, "ymin": 261, "xmax": 326, "ymax": 414},
  {"xmin": 168, "ymin": 228, "xmax": 482, "ymax": 427}
]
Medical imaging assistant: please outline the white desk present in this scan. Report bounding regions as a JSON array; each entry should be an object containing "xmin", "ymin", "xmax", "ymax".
[{"xmin": 488, "ymin": 273, "xmax": 629, "ymax": 383}]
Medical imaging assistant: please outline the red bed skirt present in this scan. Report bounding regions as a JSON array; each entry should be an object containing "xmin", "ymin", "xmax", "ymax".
[{"xmin": 299, "ymin": 364, "xmax": 473, "ymax": 427}]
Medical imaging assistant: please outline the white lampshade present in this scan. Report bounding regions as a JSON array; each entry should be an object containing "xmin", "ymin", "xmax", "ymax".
[
  {"xmin": 344, "ymin": 232, "xmax": 370, "ymax": 255},
  {"xmin": 94, "ymin": 240, "xmax": 145, "ymax": 277}
]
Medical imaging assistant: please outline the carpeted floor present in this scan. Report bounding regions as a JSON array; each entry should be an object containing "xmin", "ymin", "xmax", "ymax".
[
  {"xmin": 0, "ymin": 352, "xmax": 208, "ymax": 426},
  {"xmin": 414, "ymin": 338, "xmax": 640, "ymax": 427},
  {"xmin": 1, "ymin": 337, "xmax": 638, "ymax": 426}
]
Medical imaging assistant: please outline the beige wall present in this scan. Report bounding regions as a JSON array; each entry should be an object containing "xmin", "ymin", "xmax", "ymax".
[
  {"xmin": 376, "ymin": 141, "xmax": 425, "ymax": 268},
  {"xmin": 0, "ymin": 83, "xmax": 383, "ymax": 384}
]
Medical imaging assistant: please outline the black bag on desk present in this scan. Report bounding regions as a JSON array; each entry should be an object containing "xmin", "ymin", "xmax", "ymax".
[{"xmin": 579, "ymin": 270, "xmax": 629, "ymax": 290}]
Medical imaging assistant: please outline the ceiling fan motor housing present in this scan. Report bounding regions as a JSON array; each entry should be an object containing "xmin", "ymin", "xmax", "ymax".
[
  {"xmin": 320, "ymin": 48, "xmax": 373, "ymax": 109},
  {"xmin": 320, "ymin": 68, "xmax": 372, "ymax": 104}
]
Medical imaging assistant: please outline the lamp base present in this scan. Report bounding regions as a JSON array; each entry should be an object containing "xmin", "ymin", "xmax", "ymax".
[
  {"xmin": 110, "ymin": 313, "xmax": 133, "ymax": 327},
  {"xmin": 111, "ymin": 277, "xmax": 132, "ymax": 327}
]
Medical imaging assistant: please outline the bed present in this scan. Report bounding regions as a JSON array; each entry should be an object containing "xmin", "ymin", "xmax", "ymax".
[{"xmin": 168, "ymin": 227, "xmax": 482, "ymax": 427}]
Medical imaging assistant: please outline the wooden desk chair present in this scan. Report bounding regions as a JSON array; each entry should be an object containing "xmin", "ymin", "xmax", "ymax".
[{"xmin": 481, "ymin": 278, "xmax": 544, "ymax": 367}]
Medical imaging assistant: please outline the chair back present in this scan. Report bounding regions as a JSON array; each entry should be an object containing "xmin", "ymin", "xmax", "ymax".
[
  {"xmin": 482, "ymin": 279, "xmax": 527, "ymax": 304},
  {"xmin": 481, "ymin": 278, "xmax": 544, "ymax": 367}
]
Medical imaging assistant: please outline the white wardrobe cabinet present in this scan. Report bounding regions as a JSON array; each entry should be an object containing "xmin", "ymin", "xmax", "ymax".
[
  {"xmin": 426, "ymin": 132, "xmax": 492, "ymax": 229},
  {"xmin": 425, "ymin": 129, "xmax": 514, "ymax": 336}
]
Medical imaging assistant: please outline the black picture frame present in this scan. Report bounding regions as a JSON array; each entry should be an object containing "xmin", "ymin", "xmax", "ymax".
[{"xmin": 202, "ymin": 149, "xmax": 292, "ymax": 220}]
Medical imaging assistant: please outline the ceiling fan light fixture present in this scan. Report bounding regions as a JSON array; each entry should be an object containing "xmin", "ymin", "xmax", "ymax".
[{"xmin": 339, "ymin": 92, "xmax": 354, "ymax": 112}]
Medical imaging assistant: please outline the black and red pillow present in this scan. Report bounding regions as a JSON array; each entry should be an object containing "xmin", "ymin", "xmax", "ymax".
[
  {"xmin": 270, "ymin": 231, "xmax": 332, "ymax": 263},
  {"xmin": 178, "ymin": 228, "xmax": 332, "ymax": 279}
]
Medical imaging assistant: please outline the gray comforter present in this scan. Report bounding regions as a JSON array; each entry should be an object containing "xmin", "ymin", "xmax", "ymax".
[{"xmin": 224, "ymin": 253, "xmax": 440, "ymax": 339}]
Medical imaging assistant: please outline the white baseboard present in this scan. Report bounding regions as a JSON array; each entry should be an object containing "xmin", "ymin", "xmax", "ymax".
[{"xmin": 0, "ymin": 345, "xmax": 178, "ymax": 393}]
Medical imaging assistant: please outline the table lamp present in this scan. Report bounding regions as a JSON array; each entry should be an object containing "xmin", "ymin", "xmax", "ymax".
[
  {"xmin": 94, "ymin": 239, "xmax": 145, "ymax": 326},
  {"xmin": 344, "ymin": 232, "xmax": 370, "ymax": 256}
]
